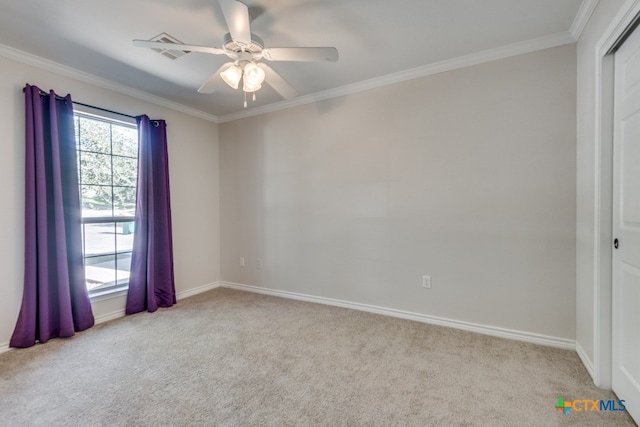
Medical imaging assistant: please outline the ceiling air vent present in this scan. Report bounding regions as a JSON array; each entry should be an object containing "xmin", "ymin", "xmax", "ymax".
[{"xmin": 149, "ymin": 33, "xmax": 191, "ymax": 60}]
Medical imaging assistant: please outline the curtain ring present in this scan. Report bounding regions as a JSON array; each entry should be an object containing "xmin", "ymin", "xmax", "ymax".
[{"xmin": 153, "ymin": 120, "xmax": 160, "ymax": 127}]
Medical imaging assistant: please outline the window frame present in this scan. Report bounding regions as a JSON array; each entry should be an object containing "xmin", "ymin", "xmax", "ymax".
[{"xmin": 73, "ymin": 107, "xmax": 138, "ymax": 297}]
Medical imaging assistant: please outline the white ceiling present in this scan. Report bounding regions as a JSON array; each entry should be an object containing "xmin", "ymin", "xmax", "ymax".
[{"xmin": 0, "ymin": 0, "xmax": 588, "ymax": 121}]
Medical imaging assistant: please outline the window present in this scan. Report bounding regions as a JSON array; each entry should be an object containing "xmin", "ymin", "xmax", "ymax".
[{"xmin": 74, "ymin": 112, "xmax": 138, "ymax": 294}]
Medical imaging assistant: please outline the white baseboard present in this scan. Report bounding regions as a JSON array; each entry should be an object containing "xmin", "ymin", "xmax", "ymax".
[
  {"xmin": 93, "ymin": 281, "xmax": 221, "ymax": 325},
  {"xmin": 576, "ymin": 341, "xmax": 597, "ymax": 384},
  {"xmin": 0, "ymin": 282, "xmax": 223, "ymax": 351},
  {"xmin": 221, "ymin": 281, "xmax": 576, "ymax": 350},
  {"xmin": 176, "ymin": 281, "xmax": 221, "ymax": 300},
  {"xmin": 3, "ymin": 282, "xmax": 575, "ymax": 353},
  {"xmin": 94, "ymin": 309, "xmax": 126, "ymax": 325}
]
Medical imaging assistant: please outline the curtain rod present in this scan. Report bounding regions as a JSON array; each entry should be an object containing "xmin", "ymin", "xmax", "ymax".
[
  {"xmin": 23, "ymin": 87, "xmax": 137, "ymax": 120},
  {"xmin": 72, "ymin": 101, "xmax": 137, "ymax": 120}
]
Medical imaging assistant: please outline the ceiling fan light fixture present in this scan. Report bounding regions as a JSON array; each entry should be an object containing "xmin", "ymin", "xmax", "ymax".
[
  {"xmin": 134, "ymin": 0, "xmax": 337, "ymax": 104},
  {"xmin": 243, "ymin": 81, "xmax": 262, "ymax": 93},
  {"xmin": 221, "ymin": 64, "xmax": 242, "ymax": 89},
  {"xmin": 242, "ymin": 62, "xmax": 265, "ymax": 91}
]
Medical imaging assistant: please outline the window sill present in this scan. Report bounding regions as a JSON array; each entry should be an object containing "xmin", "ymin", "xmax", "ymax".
[{"xmin": 89, "ymin": 286, "xmax": 128, "ymax": 303}]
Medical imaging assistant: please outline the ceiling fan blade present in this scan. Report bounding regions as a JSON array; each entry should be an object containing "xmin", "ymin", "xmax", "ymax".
[
  {"xmin": 262, "ymin": 47, "xmax": 338, "ymax": 62},
  {"xmin": 198, "ymin": 63, "xmax": 234, "ymax": 93},
  {"xmin": 133, "ymin": 40, "xmax": 225, "ymax": 55},
  {"xmin": 219, "ymin": 0, "xmax": 252, "ymax": 46},
  {"xmin": 260, "ymin": 64, "xmax": 298, "ymax": 100}
]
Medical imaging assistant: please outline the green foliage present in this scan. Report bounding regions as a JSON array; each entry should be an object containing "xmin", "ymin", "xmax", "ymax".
[{"xmin": 75, "ymin": 115, "xmax": 138, "ymax": 214}]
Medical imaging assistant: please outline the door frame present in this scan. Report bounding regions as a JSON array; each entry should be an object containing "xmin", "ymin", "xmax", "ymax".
[{"xmin": 588, "ymin": 0, "xmax": 640, "ymax": 389}]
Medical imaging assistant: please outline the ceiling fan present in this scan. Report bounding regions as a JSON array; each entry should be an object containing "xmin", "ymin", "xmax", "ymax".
[{"xmin": 133, "ymin": 0, "xmax": 339, "ymax": 107}]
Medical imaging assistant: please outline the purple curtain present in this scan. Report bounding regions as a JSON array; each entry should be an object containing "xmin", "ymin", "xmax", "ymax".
[
  {"xmin": 10, "ymin": 85, "xmax": 94, "ymax": 348},
  {"xmin": 126, "ymin": 115, "xmax": 176, "ymax": 314}
]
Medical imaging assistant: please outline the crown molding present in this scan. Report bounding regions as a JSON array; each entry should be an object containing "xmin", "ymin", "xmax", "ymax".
[
  {"xmin": 218, "ymin": 31, "xmax": 576, "ymax": 123},
  {"xmin": 0, "ymin": 42, "xmax": 219, "ymax": 123},
  {"xmin": 0, "ymin": 23, "xmax": 579, "ymax": 126},
  {"xmin": 570, "ymin": 0, "xmax": 600, "ymax": 40}
]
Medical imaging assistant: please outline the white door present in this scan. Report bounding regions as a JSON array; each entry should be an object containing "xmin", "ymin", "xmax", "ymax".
[{"xmin": 613, "ymin": 23, "xmax": 640, "ymax": 423}]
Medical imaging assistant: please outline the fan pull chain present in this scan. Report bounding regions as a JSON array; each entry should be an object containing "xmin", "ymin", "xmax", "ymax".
[
  {"xmin": 244, "ymin": 91, "xmax": 247, "ymax": 108},
  {"xmin": 253, "ymin": 92, "xmax": 256, "ymax": 102}
]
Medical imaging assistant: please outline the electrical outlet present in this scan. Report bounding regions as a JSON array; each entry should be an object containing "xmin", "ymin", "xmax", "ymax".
[
  {"xmin": 240, "ymin": 257, "xmax": 245, "ymax": 267},
  {"xmin": 257, "ymin": 258, "xmax": 263, "ymax": 269},
  {"xmin": 422, "ymin": 275, "xmax": 431, "ymax": 289}
]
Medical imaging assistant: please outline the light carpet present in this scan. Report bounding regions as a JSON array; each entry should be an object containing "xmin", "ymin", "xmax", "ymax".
[{"xmin": 0, "ymin": 288, "xmax": 635, "ymax": 426}]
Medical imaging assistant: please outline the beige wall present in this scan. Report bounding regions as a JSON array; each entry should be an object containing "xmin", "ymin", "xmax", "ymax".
[
  {"xmin": 0, "ymin": 55, "xmax": 221, "ymax": 347},
  {"xmin": 0, "ymin": 39, "xmax": 578, "ymax": 349},
  {"xmin": 220, "ymin": 44, "xmax": 577, "ymax": 340}
]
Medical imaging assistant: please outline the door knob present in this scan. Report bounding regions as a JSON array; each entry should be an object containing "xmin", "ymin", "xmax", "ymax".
[{"xmin": 614, "ymin": 238, "xmax": 619, "ymax": 249}]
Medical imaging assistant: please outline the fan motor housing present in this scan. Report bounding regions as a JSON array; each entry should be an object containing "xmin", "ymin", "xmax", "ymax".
[{"xmin": 223, "ymin": 33, "xmax": 264, "ymax": 54}]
